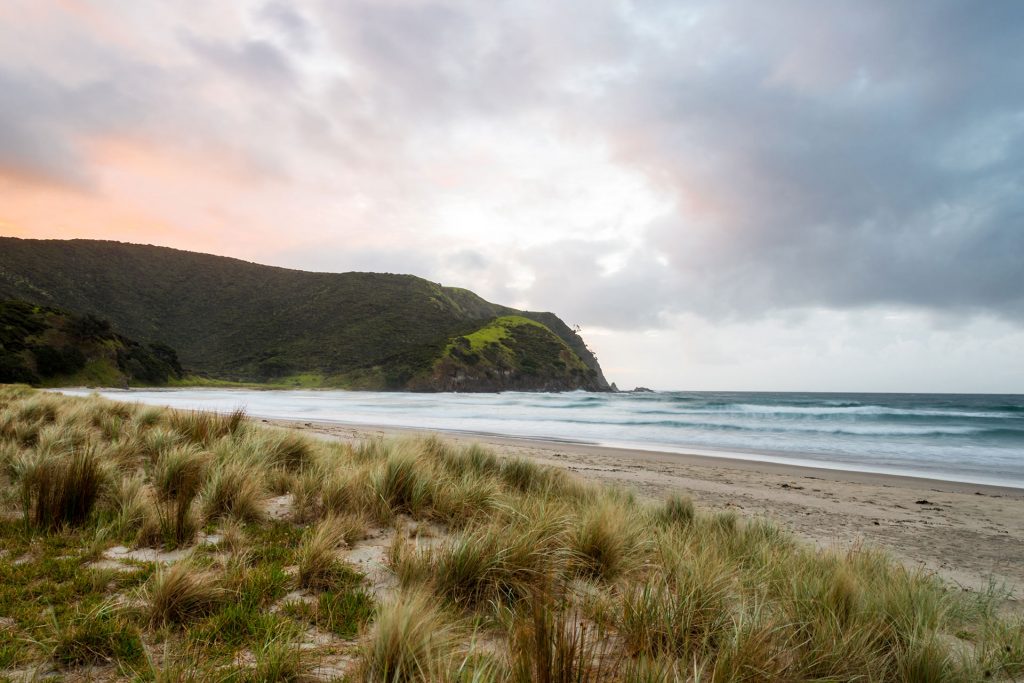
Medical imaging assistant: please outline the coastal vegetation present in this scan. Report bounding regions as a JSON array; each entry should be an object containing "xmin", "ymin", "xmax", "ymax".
[
  {"xmin": 0, "ymin": 238, "xmax": 607, "ymax": 391},
  {"xmin": 0, "ymin": 385, "xmax": 1021, "ymax": 681},
  {"xmin": 0, "ymin": 300, "xmax": 182, "ymax": 388}
]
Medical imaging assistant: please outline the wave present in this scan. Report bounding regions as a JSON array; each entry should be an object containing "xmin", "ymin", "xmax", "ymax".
[
  {"xmin": 555, "ymin": 417, "xmax": 1024, "ymax": 438},
  {"xmin": 727, "ymin": 404, "xmax": 1018, "ymax": 418},
  {"xmin": 619, "ymin": 404, "xmax": 1018, "ymax": 419},
  {"xmin": 617, "ymin": 395, "xmax": 1022, "ymax": 418}
]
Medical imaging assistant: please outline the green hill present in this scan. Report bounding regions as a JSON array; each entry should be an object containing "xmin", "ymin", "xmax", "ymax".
[
  {"xmin": 0, "ymin": 238, "xmax": 609, "ymax": 391},
  {"xmin": 0, "ymin": 299, "xmax": 182, "ymax": 387}
]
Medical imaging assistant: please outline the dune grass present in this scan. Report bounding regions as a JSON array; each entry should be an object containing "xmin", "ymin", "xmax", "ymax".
[{"xmin": 0, "ymin": 384, "xmax": 1021, "ymax": 681}]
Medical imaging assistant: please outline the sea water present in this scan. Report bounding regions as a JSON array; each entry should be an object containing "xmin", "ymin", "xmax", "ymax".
[{"xmin": 59, "ymin": 389, "xmax": 1024, "ymax": 488}]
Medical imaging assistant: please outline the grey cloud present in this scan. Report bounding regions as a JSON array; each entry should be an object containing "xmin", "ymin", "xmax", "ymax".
[
  {"xmin": 183, "ymin": 35, "xmax": 296, "ymax": 87},
  {"xmin": 446, "ymin": 249, "xmax": 489, "ymax": 272},
  {"xmin": 2, "ymin": 0, "xmax": 1022, "ymax": 330},
  {"xmin": 593, "ymin": 0, "xmax": 1024, "ymax": 323},
  {"xmin": 307, "ymin": 0, "xmax": 1024, "ymax": 324},
  {"xmin": 259, "ymin": 2, "xmax": 312, "ymax": 52},
  {"xmin": 0, "ymin": 65, "xmax": 158, "ymax": 187},
  {"xmin": 516, "ymin": 240, "xmax": 674, "ymax": 329}
]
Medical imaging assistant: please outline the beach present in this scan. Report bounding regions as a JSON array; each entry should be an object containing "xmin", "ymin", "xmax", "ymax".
[{"xmin": 269, "ymin": 418, "xmax": 1024, "ymax": 607}]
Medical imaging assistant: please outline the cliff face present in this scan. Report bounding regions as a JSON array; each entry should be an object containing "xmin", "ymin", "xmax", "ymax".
[
  {"xmin": 409, "ymin": 316, "xmax": 605, "ymax": 392},
  {"xmin": 0, "ymin": 238, "xmax": 610, "ymax": 392}
]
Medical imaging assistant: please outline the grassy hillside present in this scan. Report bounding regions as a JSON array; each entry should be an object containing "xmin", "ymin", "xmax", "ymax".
[
  {"xmin": 0, "ymin": 238, "xmax": 608, "ymax": 391},
  {"xmin": 410, "ymin": 316, "xmax": 600, "ymax": 391},
  {"xmin": 0, "ymin": 387, "xmax": 1021, "ymax": 680},
  {"xmin": 0, "ymin": 300, "xmax": 182, "ymax": 388}
]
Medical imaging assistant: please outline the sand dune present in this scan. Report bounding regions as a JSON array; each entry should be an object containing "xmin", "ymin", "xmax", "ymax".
[{"xmin": 271, "ymin": 418, "xmax": 1024, "ymax": 609}]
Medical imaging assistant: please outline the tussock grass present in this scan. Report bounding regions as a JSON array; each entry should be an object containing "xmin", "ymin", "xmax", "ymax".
[
  {"xmin": 655, "ymin": 494, "xmax": 694, "ymax": 527},
  {"xmin": 356, "ymin": 590, "xmax": 457, "ymax": 682},
  {"xmin": 372, "ymin": 447, "xmax": 433, "ymax": 518},
  {"xmin": 394, "ymin": 505, "xmax": 573, "ymax": 609},
  {"xmin": 147, "ymin": 562, "xmax": 225, "ymax": 627},
  {"xmin": 168, "ymin": 408, "xmax": 246, "ymax": 446},
  {"xmin": 296, "ymin": 515, "xmax": 362, "ymax": 591},
  {"xmin": 103, "ymin": 471, "xmax": 152, "ymax": 540},
  {"xmin": 200, "ymin": 460, "xmax": 266, "ymax": 523},
  {"xmin": 152, "ymin": 444, "xmax": 207, "ymax": 546},
  {"xmin": 571, "ymin": 497, "xmax": 646, "ymax": 581},
  {"xmin": 258, "ymin": 428, "xmax": 316, "ymax": 471},
  {"xmin": 511, "ymin": 593, "xmax": 620, "ymax": 683},
  {"xmin": 1, "ymin": 386, "xmax": 1021, "ymax": 682},
  {"xmin": 20, "ymin": 447, "xmax": 105, "ymax": 530},
  {"xmin": 247, "ymin": 631, "xmax": 307, "ymax": 683}
]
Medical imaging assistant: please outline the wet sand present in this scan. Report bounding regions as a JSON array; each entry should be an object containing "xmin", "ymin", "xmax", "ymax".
[{"xmin": 268, "ymin": 418, "xmax": 1024, "ymax": 606}]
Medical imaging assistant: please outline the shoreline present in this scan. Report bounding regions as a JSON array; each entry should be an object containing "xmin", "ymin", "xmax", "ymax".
[
  {"xmin": 269, "ymin": 417, "xmax": 1023, "ymax": 496},
  {"xmin": 55, "ymin": 386, "xmax": 1024, "ymax": 491},
  {"xmin": 268, "ymin": 417, "xmax": 1024, "ymax": 606}
]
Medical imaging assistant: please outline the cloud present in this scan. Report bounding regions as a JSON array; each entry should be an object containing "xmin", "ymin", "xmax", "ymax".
[{"xmin": 1, "ymin": 0, "xmax": 1022, "ymax": 336}]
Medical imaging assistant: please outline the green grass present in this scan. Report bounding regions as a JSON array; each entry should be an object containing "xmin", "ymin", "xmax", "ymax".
[{"xmin": 0, "ymin": 386, "xmax": 1022, "ymax": 682}]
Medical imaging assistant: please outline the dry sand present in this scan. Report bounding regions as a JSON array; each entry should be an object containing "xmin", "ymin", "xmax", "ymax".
[{"xmin": 268, "ymin": 418, "xmax": 1024, "ymax": 608}]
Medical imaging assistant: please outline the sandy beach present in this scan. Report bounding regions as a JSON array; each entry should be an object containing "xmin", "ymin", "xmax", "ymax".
[{"xmin": 269, "ymin": 418, "xmax": 1024, "ymax": 608}]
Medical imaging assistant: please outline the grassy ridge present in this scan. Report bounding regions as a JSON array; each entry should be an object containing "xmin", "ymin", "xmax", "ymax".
[
  {"xmin": 413, "ymin": 316, "xmax": 599, "ymax": 391},
  {"xmin": 0, "ymin": 386, "xmax": 1021, "ymax": 681},
  {"xmin": 0, "ymin": 238, "xmax": 608, "ymax": 391}
]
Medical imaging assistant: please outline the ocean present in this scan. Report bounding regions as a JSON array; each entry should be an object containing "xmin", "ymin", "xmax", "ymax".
[{"xmin": 59, "ymin": 388, "xmax": 1024, "ymax": 489}]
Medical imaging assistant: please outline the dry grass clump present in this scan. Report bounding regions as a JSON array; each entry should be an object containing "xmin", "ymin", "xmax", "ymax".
[
  {"xmin": 19, "ymin": 447, "xmax": 105, "ymax": 530},
  {"xmin": 296, "ymin": 515, "xmax": 359, "ymax": 591},
  {"xmin": 151, "ymin": 444, "xmax": 207, "ymax": 546},
  {"xmin": 200, "ymin": 460, "xmax": 267, "ymax": 523},
  {"xmin": 258, "ymin": 428, "xmax": 316, "ymax": 471},
  {"xmin": 103, "ymin": 471, "xmax": 153, "ymax": 540},
  {"xmin": 654, "ymin": 494, "xmax": 694, "ymax": 527},
  {"xmin": 510, "ymin": 593, "xmax": 620, "ymax": 683},
  {"xmin": 394, "ymin": 503, "xmax": 573, "ymax": 609},
  {"xmin": 147, "ymin": 562, "xmax": 225, "ymax": 627},
  {"xmin": 371, "ymin": 447, "xmax": 434, "ymax": 518},
  {"xmin": 571, "ymin": 498, "xmax": 646, "ymax": 582},
  {"xmin": 168, "ymin": 408, "xmax": 247, "ymax": 446},
  {"xmin": 142, "ymin": 426, "xmax": 182, "ymax": 460},
  {"xmin": 356, "ymin": 590, "xmax": 457, "ymax": 682},
  {"xmin": 620, "ymin": 559, "xmax": 734, "ymax": 660}
]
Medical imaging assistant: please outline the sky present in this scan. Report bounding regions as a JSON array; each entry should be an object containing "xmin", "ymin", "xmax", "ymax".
[{"xmin": 1, "ymin": 1, "xmax": 1022, "ymax": 393}]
